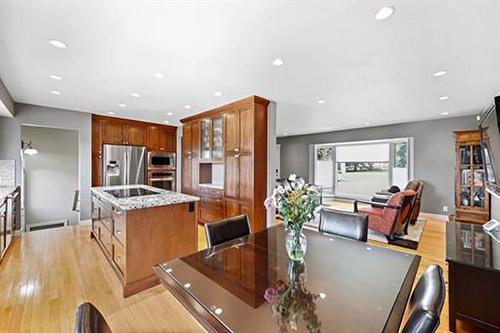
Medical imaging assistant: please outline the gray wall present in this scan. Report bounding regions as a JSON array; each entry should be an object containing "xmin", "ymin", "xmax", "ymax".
[
  {"xmin": 0, "ymin": 103, "xmax": 92, "ymax": 220},
  {"xmin": 22, "ymin": 126, "xmax": 79, "ymax": 225},
  {"xmin": 278, "ymin": 115, "xmax": 477, "ymax": 215},
  {"xmin": 492, "ymin": 196, "xmax": 500, "ymax": 221},
  {"xmin": 0, "ymin": 78, "xmax": 14, "ymax": 117}
]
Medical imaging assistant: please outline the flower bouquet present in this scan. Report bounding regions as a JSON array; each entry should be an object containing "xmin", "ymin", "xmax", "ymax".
[{"xmin": 265, "ymin": 174, "xmax": 319, "ymax": 261}]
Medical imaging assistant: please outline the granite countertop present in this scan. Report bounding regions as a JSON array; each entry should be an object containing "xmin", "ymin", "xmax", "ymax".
[
  {"xmin": 91, "ymin": 184, "xmax": 199, "ymax": 211},
  {"xmin": 0, "ymin": 187, "xmax": 17, "ymax": 203}
]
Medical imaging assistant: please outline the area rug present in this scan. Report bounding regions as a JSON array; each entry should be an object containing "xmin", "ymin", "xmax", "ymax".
[{"xmin": 367, "ymin": 218, "xmax": 427, "ymax": 250}]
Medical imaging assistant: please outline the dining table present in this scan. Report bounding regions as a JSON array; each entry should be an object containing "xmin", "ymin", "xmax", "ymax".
[{"xmin": 153, "ymin": 224, "xmax": 421, "ymax": 333}]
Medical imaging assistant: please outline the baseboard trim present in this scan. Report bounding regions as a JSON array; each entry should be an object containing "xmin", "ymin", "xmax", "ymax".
[{"xmin": 419, "ymin": 212, "xmax": 449, "ymax": 222}]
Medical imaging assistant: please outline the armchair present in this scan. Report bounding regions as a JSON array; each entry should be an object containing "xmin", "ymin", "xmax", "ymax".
[
  {"xmin": 354, "ymin": 190, "xmax": 416, "ymax": 240},
  {"xmin": 372, "ymin": 180, "xmax": 424, "ymax": 225}
]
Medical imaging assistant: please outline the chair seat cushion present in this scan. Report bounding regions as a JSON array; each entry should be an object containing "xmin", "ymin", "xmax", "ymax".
[{"xmin": 358, "ymin": 207, "xmax": 384, "ymax": 217}]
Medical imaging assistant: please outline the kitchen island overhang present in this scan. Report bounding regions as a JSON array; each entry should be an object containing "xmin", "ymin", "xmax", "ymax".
[{"xmin": 90, "ymin": 185, "xmax": 200, "ymax": 297}]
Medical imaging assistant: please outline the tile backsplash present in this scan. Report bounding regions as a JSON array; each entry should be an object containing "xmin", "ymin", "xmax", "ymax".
[{"xmin": 0, "ymin": 160, "xmax": 15, "ymax": 187}]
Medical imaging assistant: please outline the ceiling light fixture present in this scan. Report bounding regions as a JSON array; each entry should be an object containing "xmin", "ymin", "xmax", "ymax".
[
  {"xmin": 476, "ymin": 115, "xmax": 481, "ymax": 121},
  {"xmin": 317, "ymin": 99, "xmax": 325, "ymax": 104},
  {"xmin": 441, "ymin": 112, "xmax": 450, "ymax": 116},
  {"xmin": 130, "ymin": 92, "xmax": 140, "ymax": 98},
  {"xmin": 375, "ymin": 6, "xmax": 395, "ymax": 21},
  {"xmin": 272, "ymin": 58, "xmax": 284, "ymax": 66},
  {"xmin": 439, "ymin": 96, "xmax": 449, "ymax": 100},
  {"xmin": 163, "ymin": 120, "xmax": 170, "ymax": 124},
  {"xmin": 214, "ymin": 91, "xmax": 223, "ymax": 97},
  {"xmin": 118, "ymin": 103, "xmax": 127, "ymax": 108},
  {"xmin": 50, "ymin": 90, "xmax": 61, "ymax": 95},
  {"xmin": 364, "ymin": 122, "xmax": 371, "ymax": 126},
  {"xmin": 154, "ymin": 72, "xmax": 165, "ymax": 79},
  {"xmin": 49, "ymin": 74, "xmax": 62, "ymax": 80},
  {"xmin": 107, "ymin": 112, "xmax": 115, "ymax": 115},
  {"xmin": 283, "ymin": 132, "xmax": 288, "ymax": 136},
  {"xmin": 433, "ymin": 70, "xmax": 447, "ymax": 77},
  {"xmin": 184, "ymin": 105, "xmax": 191, "ymax": 109},
  {"xmin": 166, "ymin": 112, "xmax": 173, "ymax": 116},
  {"xmin": 49, "ymin": 39, "xmax": 67, "ymax": 48}
]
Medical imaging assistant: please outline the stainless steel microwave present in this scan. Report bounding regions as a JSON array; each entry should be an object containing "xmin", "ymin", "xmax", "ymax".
[{"xmin": 147, "ymin": 152, "xmax": 176, "ymax": 170}]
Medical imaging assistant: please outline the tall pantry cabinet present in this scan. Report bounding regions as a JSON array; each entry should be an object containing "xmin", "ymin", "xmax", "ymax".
[{"xmin": 181, "ymin": 96, "xmax": 270, "ymax": 232}]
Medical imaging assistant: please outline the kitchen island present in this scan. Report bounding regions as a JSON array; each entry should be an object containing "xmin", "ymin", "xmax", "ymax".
[{"xmin": 90, "ymin": 185, "xmax": 199, "ymax": 297}]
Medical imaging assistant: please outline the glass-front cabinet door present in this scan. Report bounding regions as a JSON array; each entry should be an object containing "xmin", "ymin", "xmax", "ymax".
[
  {"xmin": 200, "ymin": 120, "xmax": 211, "ymax": 160},
  {"xmin": 212, "ymin": 117, "xmax": 223, "ymax": 160}
]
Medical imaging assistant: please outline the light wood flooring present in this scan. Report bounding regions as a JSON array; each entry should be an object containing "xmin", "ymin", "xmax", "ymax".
[{"xmin": 0, "ymin": 206, "xmax": 479, "ymax": 332}]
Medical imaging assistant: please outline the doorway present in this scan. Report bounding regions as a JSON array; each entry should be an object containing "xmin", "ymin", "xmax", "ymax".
[{"xmin": 21, "ymin": 125, "xmax": 80, "ymax": 229}]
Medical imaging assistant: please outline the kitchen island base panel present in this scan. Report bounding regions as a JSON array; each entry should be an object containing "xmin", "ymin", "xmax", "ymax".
[{"xmin": 91, "ymin": 192, "xmax": 199, "ymax": 297}]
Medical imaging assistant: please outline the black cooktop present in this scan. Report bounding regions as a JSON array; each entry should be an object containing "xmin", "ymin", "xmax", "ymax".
[{"xmin": 105, "ymin": 187, "xmax": 160, "ymax": 198}]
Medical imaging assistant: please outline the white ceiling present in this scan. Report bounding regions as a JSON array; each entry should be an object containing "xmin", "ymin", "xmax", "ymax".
[{"xmin": 1, "ymin": 0, "xmax": 499, "ymax": 136}]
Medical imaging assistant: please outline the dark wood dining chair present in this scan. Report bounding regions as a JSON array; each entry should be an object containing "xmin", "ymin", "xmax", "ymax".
[
  {"xmin": 401, "ymin": 265, "xmax": 445, "ymax": 333},
  {"xmin": 204, "ymin": 214, "xmax": 250, "ymax": 247},
  {"xmin": 74, "ymin": 302, "xmax": 111, "ymax": 333},
  {"xmin": 319, "ymin": 208, "xmax": 368, "ymax": 242}
]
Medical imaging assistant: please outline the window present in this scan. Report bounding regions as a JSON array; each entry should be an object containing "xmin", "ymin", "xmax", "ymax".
[{"xmin": 313, "ymin": 138, "xmax": 412, "ymax": 199}]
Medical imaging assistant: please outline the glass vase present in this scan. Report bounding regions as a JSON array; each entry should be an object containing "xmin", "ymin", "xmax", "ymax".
[{"xmin": 285, "ymin": 226, "xmax": 307, "ymax": 262}]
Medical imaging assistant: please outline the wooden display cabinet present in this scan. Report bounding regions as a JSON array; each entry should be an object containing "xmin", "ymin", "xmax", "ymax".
[
  {"xmin": 181, "ymin": 96, "xmax": 270, "ymax": 232},
  {"xmin": 453, "ymin": 130, "xmax": 490, "ymax": 224}
]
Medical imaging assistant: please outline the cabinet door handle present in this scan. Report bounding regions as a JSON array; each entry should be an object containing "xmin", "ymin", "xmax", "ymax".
[
  {"xmin": 116, "ymin": 256, "xmax": 122, "ymax": 262},
  {"xmin": 235, "ymin": 154, "xmax": 240, "ymax": 158},
  {"xmin": 234, "ymin": 148, "xmax": 239, "ymax": 152}
]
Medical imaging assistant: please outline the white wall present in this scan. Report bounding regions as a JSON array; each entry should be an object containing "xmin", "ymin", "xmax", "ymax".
[
  {"xmin": 0, "ymin": 78, "xmax": 14, "ymax": 117},
  {"xmin": 22, "ymin": 126, "xmax": 79, "ymax": 225},
  {"xmin": 0, "ymin": 103, "xmax": 92, "ymax": 221}
]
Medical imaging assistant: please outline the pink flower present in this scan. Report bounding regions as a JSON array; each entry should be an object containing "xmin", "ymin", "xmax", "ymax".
[
  {"xmin": 264, "ymin": 196, "xmax": 276, "ymax": 209},
  {"xmin": 264, "ymin": 287, "xmax": 279, "ymax": 303}
]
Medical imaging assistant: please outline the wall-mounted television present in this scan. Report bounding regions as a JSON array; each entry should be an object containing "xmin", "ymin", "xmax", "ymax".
[{"xmin": 479, "ymin": 95, "xmax": 500, "ymax": 198}]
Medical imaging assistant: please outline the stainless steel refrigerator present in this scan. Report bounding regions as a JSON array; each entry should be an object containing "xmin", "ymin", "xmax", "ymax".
[{"xmin": 103, "ymin": 144, "xmax": 146, "ymax": 186}]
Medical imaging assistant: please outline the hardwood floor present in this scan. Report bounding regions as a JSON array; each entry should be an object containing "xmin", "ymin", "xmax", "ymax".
[{"xmin": 0, "ymin": 211, "xmax": 477, "ymax": 332}]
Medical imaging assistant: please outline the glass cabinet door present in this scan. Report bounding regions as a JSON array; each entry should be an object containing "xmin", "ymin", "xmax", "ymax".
[
  {"xmin": 212, "ymin": 117, "xmax": 223, "ymax": 160},
  {"xmin": 200, "ymin": 120, "xmax": 211, "ymax": 159}
]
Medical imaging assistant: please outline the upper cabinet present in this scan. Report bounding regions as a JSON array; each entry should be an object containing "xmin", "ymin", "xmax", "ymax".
[
  {"xmin": 92, "ymin": 114, "xmax": 177, "ymax": 186},
  {"xmin": 147, "ymin": 126, "xmax": 176, "ymax": 152},
  {"xmin": 199, "ymin": 116, "xmax": 224, "ymax": 162}
]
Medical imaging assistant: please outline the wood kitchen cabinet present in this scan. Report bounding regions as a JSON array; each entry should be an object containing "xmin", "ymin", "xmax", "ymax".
[
  {"xmin": 147, "ymin": 126, "xmax": 177, "ymax": 152},
  {"xmin": 92, "ymin": 114, "xmax": 177, "ymax": 186},
  {"xmin": 181, "ymin": 96, "xmax": 269, "ymax": 232}
]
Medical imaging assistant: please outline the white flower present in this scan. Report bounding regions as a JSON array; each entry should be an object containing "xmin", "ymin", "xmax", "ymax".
[{"xmin": 288, "ymin": 173, "xmax": 297, "ymax": 182}]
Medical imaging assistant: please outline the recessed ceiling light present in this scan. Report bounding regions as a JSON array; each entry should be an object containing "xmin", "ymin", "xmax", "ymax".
[
  {"xmin": 439, "ymin": 96, "xmax": 449, "ymax": 100},
  {"xmin": 50, "ymin": 90, "xmax": 61, "ymax": 95},
  {"xmin": 107, "ymin": 112, "xmax": 115, "ymax": 115},
  {"xmin": 317, "ymin": 99, "xmax": 326, "ymax": 104},
  {"xmin": 214, "ymin": 91, "xmax": 223, "ymax": 97},
  {"xmin": 272, "ymin": 58, "xmax": 284, "ymax": 66},
  {"xmin": 163, "ymin": 120, "xmax": 170, "ymax": 124},
  {"xmin": 375, "ymin": 6, "xmax": 395, "ymax": 21},
  {"xmin": 364, "ymin": 122, "xmax": 371, "ymax": 126},
  {"xmin": 49, "ymin": 39, "xmax": 67, "ymax": 48},
  {"xmin": 433, "ymin": 70, "xmax": 447, "ymax": 77},
  {"xmin": 49, "ymin": 74, "xmax": 62, "ymax": 80},
  {"xmin": 166, "ymin": 112, "xmax": 173, "ymax": 116},
  {"xmin": 130, "ymin": 92, "xmax": 140, "ymax": 98},
  {"xmin": 184, "ymin": 105, "xmax": 191, "ymax": 109},
  {"xmin": 283, "ymin": 132, "xmax": 288, "ymax": 136},
  {"xmin": 441, "ymin": 112, "xmax": 450, "ymax": 116},
  {"xmin": 154, "ymin": 72, "xmax": 165, "ymax": 79},
  {"xmin": 118, "ymin": 103, "xmax": 127, "ymax": 108}
]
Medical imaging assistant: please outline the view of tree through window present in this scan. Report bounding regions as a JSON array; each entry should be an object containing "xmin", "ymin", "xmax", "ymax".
[{"xmin": 395, "ymin": 143, "xmax": 408, "ymax": 168}]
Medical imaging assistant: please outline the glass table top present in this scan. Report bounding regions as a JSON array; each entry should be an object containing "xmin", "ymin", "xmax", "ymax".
[
  {"xmin": 157, "ymin": 225, "xmax": 420, "ymax": 333},
  {"xmin": 446, "ymin": 221, "xmax": 500, "ymax": 272}
]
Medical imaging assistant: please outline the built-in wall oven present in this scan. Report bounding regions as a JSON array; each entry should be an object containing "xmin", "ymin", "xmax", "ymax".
[
  {"xmin": 148, "ymin": 171, "xmax": 176, "ymax": 191},
  {"xmin": 147, "ymin": 152, "xmax": 176, "ymax": 170}
]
